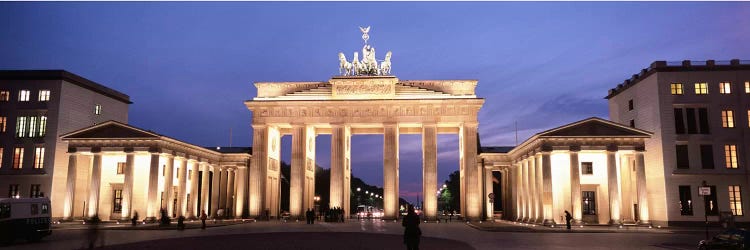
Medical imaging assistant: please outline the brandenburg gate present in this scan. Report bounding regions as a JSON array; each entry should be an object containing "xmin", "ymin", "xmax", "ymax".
[{"xmin": 244, "ymin": 26, "xmax": 485, "ymax": 220}]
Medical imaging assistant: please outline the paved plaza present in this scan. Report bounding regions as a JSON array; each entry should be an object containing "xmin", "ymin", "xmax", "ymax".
[{"xmin": 4, "ymin": 220, "xmax": 712, "ymax": 250}]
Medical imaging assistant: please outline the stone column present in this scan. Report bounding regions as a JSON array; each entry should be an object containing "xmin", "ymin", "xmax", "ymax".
[
  {"xmin": 121, "ymin": 150, "xmax": 135, "ymax": 220},
  {"xmin": 521, "ymin": 159, "xmax": 528, "ymax": 222},
  {"xmin": 200, "ymin": 162, "xmax": 210, "ymax": 216},
  {"xmin": 176, "ymin": 157, "xmax": 188, "ymax": 217},
  {"xmin": 235, "ymin": 166, "xmax": 247, "ymax": 218},
  {"xmin": 513, "ymin": 162, "xmax": 523, "ymax": 221},
  {"xmin": 188, "ymin": 159, "xmax": 199, "ymax": 218},
  {"xmin": 484, "ymin": 167, "xmax": 494, "ymax": 220},
  {"xmin": 147, "ymin": 153, "xmax": 160, "ymax": 219},
  {"xmin": 620, "ymin": 155, "xmax": 634, "ymax": 224},
  {"xmin": 226, "ymin": 168, "xmax": 235, "ymax": 217},
  {"xmin": 249, "ymin": 125, "xmax": 268, "ymax": 218},
  {"xmin": 422, "ymin": 123, "xmax": 438, "ymax": 220},
  {"xmin": 541, "ymin": 149, "xmax": 554, "ymax": 225},
  {"xmin": 290, "ymin": 124, "xmax": 307, "ymax": 219},
  {"xmin": 635, "ymin": 148, "xmax": 650, "ymax": 224},
  {"xmin": 535, "ymin": 154, "xmax": 543, "ymax": 223},
  {"xmin": 501, "ymin": 169, "xmax": 508, "ymax": 220},
  {"xmin": 527, "ymin": 158, "xmax": 536, "ymax": 222},
  {"xmin": 606, "ymin": 146, "xmax": 621, "ymax": 225},
  {"xmin": 383, "ymin": 123, "xmax": 400, "ymax": 219},
  {"xmin": 211, "ymin": 166, "xmax": 221, "ymax": 217},
  {"xmin": 63, "ymin": 152, "xmax": 78, "ymax": 220},
  {"xmin": 569, "ymin": 147, "xmax": 582, "ymax": 224},
  {"xmin": 219, "ymin": 168, "xmax": 228, "ymax": 213},
  {"xmin": 87, "ymin": 151, "xmax": 102, "ymax": 218},
  {"xmin": 460, "ymin": 122, "xmax": 480, "ymax": 220},
  {"xmin": 163, "ymin": 155, "xmax": 175, "ymax": 217}
]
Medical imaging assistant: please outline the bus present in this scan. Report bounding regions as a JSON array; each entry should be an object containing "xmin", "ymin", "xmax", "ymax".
[{"xmin": 0, "ymin": 198, "xmax": 52, "ymax": 244}]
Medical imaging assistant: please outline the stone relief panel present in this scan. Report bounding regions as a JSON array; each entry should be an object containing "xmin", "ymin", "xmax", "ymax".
[{"xmin": 255, "ymin": 82, "xmax": 326, "ymax": 98}]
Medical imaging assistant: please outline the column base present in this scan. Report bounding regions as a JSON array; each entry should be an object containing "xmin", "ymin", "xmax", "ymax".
[
  {"xmin": 637, "ymin": 220, "xmax": 651, "ymax": 226},
  {"xmin": 542, "ymin": 219, "xmax": 555, "ymax": 226},
  {"xmin": 621, "ymin": 219, "xmax": 637, "ymax": 225},
  {"xmin": 609, "ymin": 219, "xmax": 622, "ymax": 225},
  {"xmin": 572, "ymin": 219, "xmax": 583, "ymax": 225}
]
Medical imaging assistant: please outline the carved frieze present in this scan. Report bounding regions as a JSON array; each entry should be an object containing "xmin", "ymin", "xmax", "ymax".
[
  {"xmin": 400, "ymin": 80, "xmax": 477, "ymax": 96},
  {"xmin": 330, "ymin": 76, "xmax": 398, "ymax": 99}
]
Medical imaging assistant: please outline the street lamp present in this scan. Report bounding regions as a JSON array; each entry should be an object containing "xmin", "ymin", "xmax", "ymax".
[{"xmin": 357, "ymin": 187, "xmax": 361, "ymax": 192}]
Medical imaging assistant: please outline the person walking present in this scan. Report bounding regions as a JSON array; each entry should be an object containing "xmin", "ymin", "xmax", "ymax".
[
  {"xmin": 200, "ymin": 210, "xmax": 208, "ymax": 230},
  {"xmin": 402, "ymin": 205, "xmax": 422, "ymax": 250},
  {"xmin": 564, "ymin": 210, "xmax": 572, "ymax": 230}
]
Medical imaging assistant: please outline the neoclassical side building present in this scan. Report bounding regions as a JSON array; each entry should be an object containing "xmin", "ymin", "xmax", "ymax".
[
  {"xmin": 480, "ymin": 118, "xmax": 653, "ymax": 226},
  {"xmin": 58, "ymin": 121, "xmax": 250, "ymax": 220}
]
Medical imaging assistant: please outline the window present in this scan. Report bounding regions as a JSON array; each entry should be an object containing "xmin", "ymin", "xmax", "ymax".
[
  {"xmin": 113, "ymin": 189, "xmax": 123, "ymax": 213},
  {"xmin": 695, "ymin": 83, "xmax": 708, "ymax": 94},
  {"xmin": 0, "ymin": 148, "xmax": 3, "ymax": 168},
  {"xmin": 33, "ymin": 147, "xmax": 44, "ymax": 169},
  {"xmin": 15, "ymin": 116, "xmax": 26, "ymax": 137},
  {"xmin": 722, "ymin": 110, "xmax": 735, "ymax": 128},
  {"xmin": 700, "ymin": 145, "xmax": 715, "ymax": 169},
  {"xmin": 38, "ymin": 90, "xmax": 50, "ymax": 101},
  {"xmin": 117, "ymin": 162, "xmax": 125, "ymax": 175},
  {"xmin": 725, "ymin": 145, "xmax": 738, "ymax": 168},
  {"xmin": 188, "ymin": 170, "xmax": 192, "ymax": 180},
  {"xmin": 628, "ymin": 99, "xmax": 634, "ymax": 111},
  {"xmin": 699, "ymin": 108, "xmax": 710, "ymax": 134},
  {"xmin": 41, "ymin": 203, "xmax": 49, "ymax": 214},
  {"xmin": 28, "ymin": 116, "xmax": 37, "ymax": 137},
  {"xmin": 0, "ymin": 91, "xmax": 9, "ymax": 101},
  {"xmin": 706, "ymin": 186, "xmax": 719, "ymax": 216},
  {"xmin": 18, "ymin": 90, "xmax": 30, "ymax": 101},
  {"xmin": 38, "ymin": 116, "xmax": 47, "ymax": 137},
  {"xmin": 746, "ymin": 82, "xmax": 750, "ymax": 93},
  {"xmin": 581, "ymin": 162, "xmax": 593, "ymax": 175},
  {"xmin": 582, "ymin": 191, "xmax": 596, "ymax": 215},
  {"xmin": 671, "ymin": 83, "xmax": 684, "ymax": 95},
  {"xmin": 12, "ymin": 147, "xmax": 23, "ymax": 169},
  {"xmin": 748, "ymin": 110, "xmax": 750, "ymax": 128},
  {"xmin": 720, "ymin": 82, "xmax": 732, "ymax": 94},
  {"xmin": 676, "ymin": 145, "xmax": 690, "ymax": 169},
  {"xmin": 729, "ymin": 185, "xmax": 743, "ymax": 216},
  {"xmin": 29, "ymin": 184, "xmax": 41, "ymax": 198},
  {"xmin": 629, "ymin": 119, "xmax": 635, "ymax": 128},
  {"xmin": 8, "ymin": 184, "xmax": 19, "ymax": 198},
  {"xmin": 94, "ymin": 104, "xmax": 102, "ymax": 115},
  {"xmin": 0, "ymin": 116, "xmax": 5, "ymax": 132},
  {"xmin": 679, "ymin": 186, "xmax": 693, "ymax": 215},
  {"xmin": 686, "ymin": 108, "xmax": 697, "ymax": 134},
  {"xmin": 674, "ymin": 108, "xmax": 686, "ymax": 134}
]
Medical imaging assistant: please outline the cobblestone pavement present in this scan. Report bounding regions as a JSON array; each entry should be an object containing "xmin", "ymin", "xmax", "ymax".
[{"xmin": 4, "ymin": 219, "xmax": 709, "ymax": 250}]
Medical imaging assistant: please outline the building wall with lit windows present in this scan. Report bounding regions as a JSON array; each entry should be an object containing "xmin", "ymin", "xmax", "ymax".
[
  {"xmin": 0, "ymin": 70, "xmax": 130, "ymax": 218},
  {"xmin": 607, "ymin": 59, "xmax": 750, "ymax": 226}
]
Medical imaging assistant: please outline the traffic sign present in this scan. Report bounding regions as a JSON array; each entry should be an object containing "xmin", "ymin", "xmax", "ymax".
[{"xmin": 699, "ymin": 187, "xmax": 711, "ymax": 196}]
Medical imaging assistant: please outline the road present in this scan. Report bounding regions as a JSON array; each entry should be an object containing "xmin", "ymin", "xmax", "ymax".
[{"xmin": 5, "ymin": 220, "xmax": 706, "ymax": 249}]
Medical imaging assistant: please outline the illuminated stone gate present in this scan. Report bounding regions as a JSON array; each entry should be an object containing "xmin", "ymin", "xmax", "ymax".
[{"xmin": 245, "ymin": 76, "xmax": 484, "ymax": 220}]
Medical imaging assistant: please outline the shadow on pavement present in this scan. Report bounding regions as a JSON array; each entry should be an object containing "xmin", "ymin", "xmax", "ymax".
[{"xmin": 100, "ymin": 232, "xmax": 475, "ymax": 250}]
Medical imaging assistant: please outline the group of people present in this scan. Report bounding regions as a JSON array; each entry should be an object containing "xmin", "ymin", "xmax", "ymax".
[{"xmin": 324, "ymin": 207, "xmax": 346, "ymax": 222}]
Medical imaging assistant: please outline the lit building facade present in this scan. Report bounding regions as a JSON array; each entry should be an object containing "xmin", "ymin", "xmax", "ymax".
[
  {"xmin": 59, "ymin": 121, "xmax": 250, "ymax": 220},
  {"xmin": 0, "ymin": 70, "xmax": 130, "ymax": 219},
  {"xmin": 607, "ymin": 59, "xmax": 750, "ymax": 226}
]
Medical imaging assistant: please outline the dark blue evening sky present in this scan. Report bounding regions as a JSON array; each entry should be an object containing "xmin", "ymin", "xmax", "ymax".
[{"xmin": 2, "ymin": 2, "xmax": 749, "ymax": 203}]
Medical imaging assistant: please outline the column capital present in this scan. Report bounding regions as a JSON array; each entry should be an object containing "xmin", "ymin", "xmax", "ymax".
[
  {"xmin": 635, "ymin": 145, "xmax": 646, "ymax": 152},
  {"xmin": 569, "ymin": 145, "xmax": 581, "ymax": 152},
  {"xmin": 124, "ymin": 147, "xmax": 135, "ymax": 154},
  {"xmin": 91, "ymin": 147, "xmax": 102, "ymax": 154},
  {"xmin": 461, "ymin": 121, "xmax": 479, "ymax": 127},
  {"xmin": 422, "ymin": 122, "xmax": 437, "ymax": 127},
  {"xmin": 252, "ymin": 124, "xmax": 267, "ymax": 129},
  {"xmin": 606, "ymin": 144, "xmax": 618, "ymax": 152},
  {"xmin": 540, "ymin": 144, "xmax": 553, "ymax": 153},
  {"xmin": 67, "ymin": 147, "xmax": 79, "ymax": 154},
  {"xmin": 227, "ymin": 167, "xmax": 235, "ymax": 172},
  {"xmin": 383, "ymin": 122, "xmax": 398, "ymax": 127}
]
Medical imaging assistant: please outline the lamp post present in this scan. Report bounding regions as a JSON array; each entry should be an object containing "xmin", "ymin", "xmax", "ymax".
[
  {"xmin": 314, "ymin": 195, "xmax": 321, "ymax": 218},
  {"xmin": 701, "ymin": 181, "xmax": 710, "ymax": 241}
]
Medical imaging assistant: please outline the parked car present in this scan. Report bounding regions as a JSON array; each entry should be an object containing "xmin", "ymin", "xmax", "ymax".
[
  {"xmin": 0, "ymin": 198, "xmax": 52, "ymax": 244},
  {"xmin": 699, "ymin": 228, "xmax": 750, "ymax": 250}
]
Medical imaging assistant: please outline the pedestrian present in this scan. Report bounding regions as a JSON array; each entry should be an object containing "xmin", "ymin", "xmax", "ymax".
[
  {"xmin": 306, "ymin": 209, "xmax": 311, "ymax": 224},
  {"xmin": 200, "ymin": 210, "xmax": 208, "ymax": 230},
  {"xmin": 131, "ymin": 211, "xmax": 139, "ymax": 226},
  {"xmin": 177, "ymin": 215, "xmax": 185, "ymax": 230},
  {"xmin": 449, "ymin": 210, "xmax": 454, "ymax": 222},
  {"xmin": 564, "ymin": 210, "xmax": 572, "ymax": 230},
  {"xmin": 402, "ymin": 205, "xmax": 421, "ymax": 250}
]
